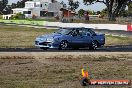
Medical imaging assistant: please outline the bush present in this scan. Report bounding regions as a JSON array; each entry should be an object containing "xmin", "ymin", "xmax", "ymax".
[
  {"xmin": 11, "ymin": 13, "xmax": 25, "ymax": 19},
  {"xmin": 0, "ymin": 15, "xmax": 3, "ymax": 19}
]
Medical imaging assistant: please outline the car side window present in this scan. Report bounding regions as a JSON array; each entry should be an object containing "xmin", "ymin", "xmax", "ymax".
[
  {"xmin": 80, "ymin": 28, "xmax": 91, "ymax": 36},
  {"xmin": 71, "ymin": 29, "xmax": 81, "ymax": 36},
  {"xmin": 79, "ymin": 29, "xmax": 86, "ymax": 36},
  {"xmin": 71, "ymin": 28, "xmax": 94, "ymax": 36}
]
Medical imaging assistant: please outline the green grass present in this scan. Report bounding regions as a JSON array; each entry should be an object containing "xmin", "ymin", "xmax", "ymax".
[
  {"xmin": 106, "ymin": 35, "xmax": 128, "ymax": 40},
  {"xmin": 0, "ymin": 24, "xmax": 56, "ymax": 48},
  {"xmin": 0, "ymin": 19, "xmax": 45, "ymax": 25},
  {"xmin": 105, "ymin": 35, "xmax": 132, "ymax": 46}
]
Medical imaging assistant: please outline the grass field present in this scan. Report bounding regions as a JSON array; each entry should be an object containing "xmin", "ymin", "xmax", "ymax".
[
  {"xmin": 0, "ymin": 24, "xmax": 132, "ymax": 48},
  {"xmin": 0, "ymin": 19, "xmax": 44, "ymax": 25},
  {"xmin": 0, "ymin": 24, "xmax": 56, "ymax": 48},
  {"xmin": 0, "ymin": 24, "xmax": 132, "ymax": 88},
  {"xmin": 106, "ymin": 35, "xmax": 132, "ymax": 46},
  {"xmin": 0, "ymin": 52, "xmax": 131, "ymax": 88}
]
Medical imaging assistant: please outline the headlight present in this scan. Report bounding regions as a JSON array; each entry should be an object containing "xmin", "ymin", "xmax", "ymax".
[
  {"xmin": 36, "ymin": 38, "xmax": 46, "ymax": 41},
  {"xmin": 46, "ymin": 38, "xmax": 54, "ymax": 42},
  {"xmin": 40, "ymin": 38, "xmax": 44, "ymax": 41}
]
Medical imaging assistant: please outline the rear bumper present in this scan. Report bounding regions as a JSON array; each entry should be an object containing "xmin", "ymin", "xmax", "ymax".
[{"xmin": 98, "ymin": 43, "xmax": 105, "ymax": 47}]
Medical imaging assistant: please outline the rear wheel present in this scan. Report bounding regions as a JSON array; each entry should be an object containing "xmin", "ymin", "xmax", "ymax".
[
  {"xmin": 40, "ymin": 47, "xmax": 48, "ymax": 50},
  {"xmin": 89, "ymin": 41, "xmax": 98, "ymax": 50},
  {"xmin": 59, "ymin": 41, "xmax": 68, "ymax": 50}
]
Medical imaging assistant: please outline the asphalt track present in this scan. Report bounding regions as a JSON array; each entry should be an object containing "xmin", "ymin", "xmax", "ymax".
[{"xmin": 0, "ymin": 45, "xmax": 132, "ymax": 52}]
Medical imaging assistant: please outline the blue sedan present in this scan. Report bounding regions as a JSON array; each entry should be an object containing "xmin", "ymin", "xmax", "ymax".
[{"xmin": 35, "ymin": 27, "xmax": 105, "ymax": 50}]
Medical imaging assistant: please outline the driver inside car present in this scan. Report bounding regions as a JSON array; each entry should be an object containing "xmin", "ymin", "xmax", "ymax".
[{"xmin": 72, "ymin": 29, "xmax": 81, "ymax": 36}]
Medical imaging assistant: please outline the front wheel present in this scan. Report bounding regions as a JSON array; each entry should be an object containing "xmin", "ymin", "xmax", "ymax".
[
  {"xmin": 59, "ymin": 41, "xmax": 68, "ymax": 50},
  {"xmin": 89, "ymin": 41, "xmax": 98, "ymax": 50}
]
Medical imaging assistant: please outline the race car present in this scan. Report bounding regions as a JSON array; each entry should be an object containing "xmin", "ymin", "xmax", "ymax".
[{"xmin": 35, "ymin": 27, "xmax": 105, "ymax": 50}]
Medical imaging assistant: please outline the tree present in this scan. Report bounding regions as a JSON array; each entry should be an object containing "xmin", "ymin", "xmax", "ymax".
[
  {"xmin": 17, "ymin": 0, "xmax": 32, "ymax": 8},
  {"xmin": 101, "ymin": 8, "xmax": 107, "ymax": 16},
  {"xmin": 0, "ymin": 0, "xmax": 8, "ymax": 14},
  {"xmin": 128, "ymin": 2, "xmax": 132, "ymax": 16},
  {"xmin": 68, "ymin": 0, "xmax": 80, "ymax": 11},
  {"xmin": 0, "ymin": 1, "xmax": 3, "ymax": 14},
  {"xmin": 16, "ymin": 1, "xmax": 23, "ymax": 8},
  {"xmin": 78, "ymin": 9, "xmax": 85, "ymax": 16},
  {"xmin": 60, "ymin": 1, "xmax": 67, "ymax": 8},
  {"xmin": 11, "ymin": 0, "xmax": 32, "ymax": 9},
  {"xmin": 87, "ymin": 10, "xmax": 95, "ymax": 15},
  {"xmin": 11, "ymin": 3, "xmax": 17, "ymax": 9},
  {"xmin": 119, "ymin": 10, "xmax": 129, "ymax": 17},
  {"xmin": 3, "ymin": 0, "xmax": 8, "ymax": 7},
  {"xmin": 83, "ymin": 0, "xmax": 131, "ymax": 21},
  {"xmin": 3, "ymin": 5, "xmax": 12, "ymax": 14},
  {"xmin": 97, "ymin": 11, "xmax": 101, "ymax": 15}
]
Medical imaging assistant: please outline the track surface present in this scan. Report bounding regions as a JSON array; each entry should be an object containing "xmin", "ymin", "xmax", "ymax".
[{"xmin": 0, "ymin": 45, "xmax": 132, "ymax": 52}]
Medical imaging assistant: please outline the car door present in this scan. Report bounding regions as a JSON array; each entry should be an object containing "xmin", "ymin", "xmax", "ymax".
[
  {"xmin": 70, "ymin": 29, "xmax": 92, "ymax": 47},
  {"xmin": 79, "ymin": 28, "xmax": 93, "ymax": 46}
]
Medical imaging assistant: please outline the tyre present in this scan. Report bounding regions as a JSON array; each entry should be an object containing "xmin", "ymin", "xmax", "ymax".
[
  {"xmin": 40, "ymin": 47, "xmax": 48, "ymax": 50},
  {"xmin": 89, "ymin": 41, "xmax": 98, "ymax": 50},
  {"xmin": 59, "ymin": 41, "xmax": 68, "ymax": 50}
]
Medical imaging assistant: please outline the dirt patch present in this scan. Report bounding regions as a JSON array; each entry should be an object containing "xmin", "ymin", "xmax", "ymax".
[{"xmin": 0, "ymin": 52, "xmax": 132, "ymax": 88}]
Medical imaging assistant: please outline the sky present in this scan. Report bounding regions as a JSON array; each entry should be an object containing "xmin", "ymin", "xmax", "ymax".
[{"xmin": 8, "ymin": 0, "xmax": 106, "ymax": 11}]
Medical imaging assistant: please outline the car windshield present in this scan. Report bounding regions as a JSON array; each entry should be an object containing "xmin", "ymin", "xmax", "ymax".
[{"xmin": 56, "ymin": 29, "xmax": 72, "ymax": 35}]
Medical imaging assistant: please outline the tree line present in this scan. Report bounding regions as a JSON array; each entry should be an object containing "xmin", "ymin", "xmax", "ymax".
[
  {"xmin": 0, "ymin": 0, "xmax": 132, "ymax": 21},
  {"xmin": 62, "ymin": 0, "xmax": 132, "ymax": 21}
]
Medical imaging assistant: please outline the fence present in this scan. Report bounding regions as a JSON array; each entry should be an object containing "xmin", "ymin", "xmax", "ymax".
[{"xmin": 0, "ymin": 19, "xmax": 132, "ymax": 31}]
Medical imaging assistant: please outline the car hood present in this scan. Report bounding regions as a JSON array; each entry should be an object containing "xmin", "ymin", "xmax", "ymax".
[{"xmin": 39, "ymin": 33, "xmax": 62, "ymax": 38}]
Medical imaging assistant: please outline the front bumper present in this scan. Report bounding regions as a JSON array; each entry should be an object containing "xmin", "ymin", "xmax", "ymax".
[{"xmin": 35, "ymin": 41, "xmax": 59, "ymax": 49}]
